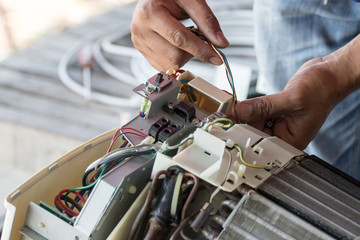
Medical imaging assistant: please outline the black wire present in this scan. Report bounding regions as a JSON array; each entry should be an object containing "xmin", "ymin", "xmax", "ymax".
[
  {"xmin": 82, "ymin": 168, "xmax": 95, "ymax": 186},
  {"xmin": 98, "ymin": 148, "xmax": 156, "ymax": 168},
  {"xmin": 82, "ymin": 148, "xmax": 156, "ymax": 187}
]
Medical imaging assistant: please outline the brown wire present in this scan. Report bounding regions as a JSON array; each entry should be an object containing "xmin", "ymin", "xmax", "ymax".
[{"xmin": 54, "ymin": 195, "xmax": 83, "ymax": 217}]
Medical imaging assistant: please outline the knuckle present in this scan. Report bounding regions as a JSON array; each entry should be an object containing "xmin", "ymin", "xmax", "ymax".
[
  {"xmin": 258, "ymin": 97, "xmax": 274, "ymax": 119},
  {"xmin": 136, "ymin": 1, "xmax": 152, "ymax": 20},
  {"xmin": 203, "ymin": 13, "xmax": 219, "ymax": 28},
  {"xmin": 130, "ymin": 34, "xmax": 140, "ymax": 49},
  {"xmin": 170, "ymin": 29, "xmax": 188, "ymax": 48},
  {"xmin": 168, "ymin": 52, "xmax": 189, "ymax": 67},
  {"xmin": 130, "ymin": 23, "xmax": 141, "ymax": 38},
  {"xmin": 130, "ymin": 29, "xmax": 144, "ymax": 51}
]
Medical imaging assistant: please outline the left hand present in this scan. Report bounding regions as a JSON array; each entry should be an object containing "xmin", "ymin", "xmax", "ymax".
[{"xmin": 234, "ymin": 57, "xmax": 341, "ymax": 150}]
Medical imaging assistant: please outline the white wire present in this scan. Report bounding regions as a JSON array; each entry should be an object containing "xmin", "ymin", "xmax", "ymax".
[
  {"xmin": 93, "ymin": 143, "xmax": 157, "ymax": 171},
  {"xmin": 82, "ymin": 67, "xmax": 91, "ymax": 101},
  {"xmin": 92, "ymin": 38, "xmax": 139, "ymax": 86},
  {"xmin": 166, "ymin": 136, "xmax": 194, "ymax": 150},
  {"xmin": 58, "ymin": 21, "xmax": 140, "ymax": 107},
  {"xmin": 101, "ymin": 31, "xmax": 140, "ymax": 57}
]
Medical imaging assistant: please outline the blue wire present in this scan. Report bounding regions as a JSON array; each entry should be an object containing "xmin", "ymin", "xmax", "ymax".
[
  {"xmin": 180, "ymin": 79, "xmax": 193, "ymax": 91},
  {"xmin": 180, "ymin": 79, "xmax": 190, "ymax": 83},
  {"xmin": 215, "ymin": 47, "xmax": 236, "ymax": 102}
]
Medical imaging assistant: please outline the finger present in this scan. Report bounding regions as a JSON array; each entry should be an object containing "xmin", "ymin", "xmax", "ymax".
[
  {"xmin": 151, "ymin": 8, "xmax": 223, "ymax": 65},
  {"xmin": 178, "ymin": 0, "xmax": 229, "ymax": 48},
  {"xmin": 132, "ymin": 28, "xmax": 193, "ymax": 70},
  {"xmin": 234, "ymin": 91, "xmax": 298, "ymax": 123},
  {"xmin": 143, "ymin": 46, "xmax": 191, "ymax": 71}
]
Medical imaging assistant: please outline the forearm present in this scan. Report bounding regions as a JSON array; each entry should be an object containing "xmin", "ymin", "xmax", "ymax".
[{"xmin": 325, "ymin": 34, "xmax": 360, "ymax": 103}]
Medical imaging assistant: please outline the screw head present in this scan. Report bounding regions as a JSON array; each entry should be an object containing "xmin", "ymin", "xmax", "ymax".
[
  {"xmin": 192, "ymin": 118, "xmax": 200, "ymax": 123},
  {"xmin": 168, "ymin": 102, "xmax": 175, "ymax": 110}
]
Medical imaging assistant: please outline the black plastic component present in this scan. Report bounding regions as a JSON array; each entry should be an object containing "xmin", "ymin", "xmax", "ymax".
[
  {"xmin": 165, "ymin": 122, "xmax": 197, "ymax": 146},
  {"xmin": 146, "ymin": 72, "xmax": 174, "ymax": 92},
  {"xmin": 158, "ymin": 123, "xmax": 181, "ymax": 142},
  {"xmin": 149, "ymin": 117, "xmax": 170, "ymax": 141},
  {"xmin": 155, "ymin": 73, "xmax": 164, "ymax": 86},
  {"xmin": 165, "ymin": 100, "xmax": 196, "ymax": 124}
]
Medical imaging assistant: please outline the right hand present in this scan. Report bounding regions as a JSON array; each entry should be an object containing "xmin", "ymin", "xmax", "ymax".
[{"xmin": 131, "ymin": 0, "xmax": 229, "ymax": 71}]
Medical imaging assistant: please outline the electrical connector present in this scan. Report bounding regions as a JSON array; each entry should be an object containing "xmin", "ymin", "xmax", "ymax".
[{"xmin": 225, "ymin": 139, "xmax": 235, "ymax": 148}]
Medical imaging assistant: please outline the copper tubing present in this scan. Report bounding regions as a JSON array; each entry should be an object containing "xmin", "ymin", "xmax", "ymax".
[
  {"xmin": 236, "ymin": 184, "xmax": 251, "ymax": 195},
  {"xmin": 127, "ymin": 170, "xmax": 170, "ymax": 240},
  {"xmin": 201, "ymin": 215, "xmax": 226, "ymax": 240},
  {"xmin": 208, "ymin": 215, "xmax": 226, "ymax": 228},
  {"xmin": 144, "ymin": 217, "xmax": 171, "ymax": 240},
  {"xmin": 169, "ymin": 212, "xmax": 194, "ymax": 240},
  {"xmin": 222, "ymin": 190, "xmax": 242, "ymax": 202},
  {"xmin": 201, "ymin": 226, "xmax": 220, "ymax": 240},
  {"xmin": 181, "ymin": 173, "xmax": 200, "ymax": 221},
  {"xmin": 219, "ymin": 200, "xmax": 237, "ymax": 218}
]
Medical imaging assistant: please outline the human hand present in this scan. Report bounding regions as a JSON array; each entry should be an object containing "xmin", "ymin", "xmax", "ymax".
[
  {"xmin": 234, "ymin": 57, "xmax": 342, "ymax": 150},
  {"xmin": 130, "ymin": 0, "xmax": 229, "ymax": 71}
]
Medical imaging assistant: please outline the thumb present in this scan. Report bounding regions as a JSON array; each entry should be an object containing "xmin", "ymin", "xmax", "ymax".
[{"xmin": 235, "ymin": 92, "xmax": 296, "ymax": 122}]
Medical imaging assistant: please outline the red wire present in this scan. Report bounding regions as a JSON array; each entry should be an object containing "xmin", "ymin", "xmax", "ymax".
[
  {"xmin": 171, "ymin": 69, "xmax": 185, "ymax": 78},
  {"xmin": 106, "ymin": 129, "xmax": 147, "ymax": 153},
  {"xmin": 120, "ymin": 127, "xmax": 147, "ymax": 137},
  {"xmin": 56, "ymin": 189, "xmax": 86, "ymax": 216},
  {"xmin": 56, "ymin": 127, "xmax": 148, "ymax": 216}
]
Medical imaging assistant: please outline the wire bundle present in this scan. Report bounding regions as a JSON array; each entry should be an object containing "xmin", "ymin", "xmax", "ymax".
[
  {"xmin": 210, "ymin": 44, "xmax": 237, "ymax": 102},
  {"xmin": 179, "ymin": 79, "xmax": 196, "ymax": 103},
  {"xmin": 204, "ymin": 117, "xmax": 233, "ymax": 132},
  {"xmin": 54, "ymin": 166, "xmax": 108, "ymax": 217},
  {"xmin": 187, "ymin": 26, "xmax": 237, "ymax": 103},
  {"xmin": 106, "ymin": 127, "xmax": 147, "ymax": 153},
  {"xmin": 54, "ymin": 127, "xmax": 150, "ymax": 217}
]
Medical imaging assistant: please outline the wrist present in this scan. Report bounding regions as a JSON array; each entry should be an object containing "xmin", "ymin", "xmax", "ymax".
[{"xmin": 324, "ymin": 34, "xmax": 360, "ymax": 102}]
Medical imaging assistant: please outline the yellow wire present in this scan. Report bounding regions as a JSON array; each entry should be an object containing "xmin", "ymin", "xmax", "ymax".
[
  {"xmin": 234, "ymin": 144, "xmax": 268, "ymax": 169},
  {"xmin": 204, "ymin": 118, "xmax": 233, "ymax": 131}
]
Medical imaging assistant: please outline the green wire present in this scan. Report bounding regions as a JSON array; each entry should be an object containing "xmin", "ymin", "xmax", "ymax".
[
  {"xmin": 215, "ymin": 47, "xmax": 236, "ymax": 102},
  {"xmin": 234, "ymin": 144, "xmax": 268, "ymax": 169},
  {"xmin": 204, "ymin": 118, "xmax": 233, "ymax": 132},
  {"xmin": 64, "ymin": 166, "xmax": 108, "ymax": 208}
]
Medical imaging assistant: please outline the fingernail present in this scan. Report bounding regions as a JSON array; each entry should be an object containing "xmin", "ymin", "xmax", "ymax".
[
  {"xmin": 215, "ymin": 30, "xmax": 229, "ymax": 46},
  {"xmin": 210, "ymin": 56, "xmax": 222, "ymax": 65}
]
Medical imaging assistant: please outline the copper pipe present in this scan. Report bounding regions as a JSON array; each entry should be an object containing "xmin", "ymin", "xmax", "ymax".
[
  {"xmin": 127, "ymin": 170, "xmax": 170, "ymax": 240},
  {"xmin": 181, "ymin": 173, "xmax": 200, "ymax": 221}
]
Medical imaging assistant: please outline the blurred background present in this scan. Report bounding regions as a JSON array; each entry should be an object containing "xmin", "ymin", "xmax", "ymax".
[{"xmin": 0, "ymin": 0, "xmax": 133, "ymax": 60}]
